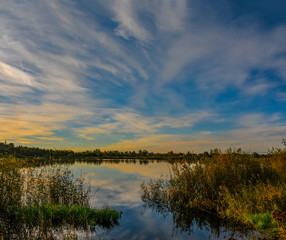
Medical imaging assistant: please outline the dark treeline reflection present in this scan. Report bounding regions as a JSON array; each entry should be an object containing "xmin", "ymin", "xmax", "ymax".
[
  {"xmin": 20, "ymin": 158, "xmax": 166, "ymax": 168},
  {"xmin": 75, "ymin": 159, "xmax": 164, "ymax": 165}
]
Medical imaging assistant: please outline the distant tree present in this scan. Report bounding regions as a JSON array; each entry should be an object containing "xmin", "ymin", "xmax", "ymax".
[
  {"xmin": 252, "ymin": 152, "xmax": 259, "ymax": 158},
  {"xmin": 203, "ymin": 151, "xmax": 210, "ymax": 157}
]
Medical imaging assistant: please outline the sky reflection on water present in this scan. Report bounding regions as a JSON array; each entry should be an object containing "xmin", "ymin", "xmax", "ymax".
[
  {"xmin": 70, "ymin": 160, "xmax": 243, "ymax": 240},
  {"xmin": 72, "ymin": 161, "xmax": 170, "ymax": 208}
]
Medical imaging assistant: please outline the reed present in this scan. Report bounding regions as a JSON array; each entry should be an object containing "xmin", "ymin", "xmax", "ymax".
[
  {"xmin": 0, "ymin": 157, "xmax": 121, "ymax": 239},
  {"xmin": 141, "ymin": 148, "xmax": 286, "ymax": 239}
]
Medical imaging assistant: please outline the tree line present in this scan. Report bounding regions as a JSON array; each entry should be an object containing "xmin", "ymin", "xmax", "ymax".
[{"xmin": 0, "ymin": 141, "xmax": 267, "ymax": 162}]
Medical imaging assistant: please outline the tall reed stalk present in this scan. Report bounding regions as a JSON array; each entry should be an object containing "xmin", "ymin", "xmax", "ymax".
[{"xmin": 0, "ymin": 157, "xmax": 121, "ymax": 239}]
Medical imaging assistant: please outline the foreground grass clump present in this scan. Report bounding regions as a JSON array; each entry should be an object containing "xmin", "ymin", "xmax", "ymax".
[
  {"xmin": 23, "ymin": 204, "xmax": 121, "ymax": 228},
  {"xmin": 141, "ymin": 148, "xmax": 286, "ymax": 239},
  {"xmin": 0, "ymin": 157, "xmax": 121, "ymax": 239}
]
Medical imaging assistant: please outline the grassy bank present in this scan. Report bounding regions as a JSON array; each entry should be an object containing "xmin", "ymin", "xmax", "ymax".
[
  {"xmin": 141, "ymin": 148, "xmax": 286, "ymax": 239},
  {"xmin": 0, "ymin": 157, "xmax": 121, "ymax": 239}
]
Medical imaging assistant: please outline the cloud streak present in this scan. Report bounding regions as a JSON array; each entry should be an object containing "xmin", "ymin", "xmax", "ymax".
[
  {"xmin": 75, "ymin": 109, "xmax": 211, "ymax": 140},
  {"xmin": 0, "ymin": 0, "xmax": 286, "ymax": 152}
]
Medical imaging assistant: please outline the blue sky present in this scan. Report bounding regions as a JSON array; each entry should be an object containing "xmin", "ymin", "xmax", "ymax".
[{"xmin": 0, "ymin": 0, "xmax": 286, "ymax": 153}]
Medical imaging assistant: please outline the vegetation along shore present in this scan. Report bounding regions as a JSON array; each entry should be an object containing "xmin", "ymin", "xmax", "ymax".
[
  {"xmin": 1, "ymin": 141, "xmax": 286, "ymax": 239},
  {"xmin": 142, "ymin": 143, "xmax": 286, "ymax": 239},
  {"xmin": 0, "ymin": 156, "xmax": 121, "ymax": 239}
]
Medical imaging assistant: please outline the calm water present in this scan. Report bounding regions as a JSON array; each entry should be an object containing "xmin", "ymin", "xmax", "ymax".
[{"xmin": 69, "ymin": 160, "xmax": 246, "ymax": 240}]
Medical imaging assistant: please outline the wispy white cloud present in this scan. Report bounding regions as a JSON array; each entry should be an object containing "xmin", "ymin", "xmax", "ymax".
[
  {"xmin": 0, "ymin": 0, "xmax": 151, "ymax": 147},
  {"xmin": 93, "ymin": 111, "xmax": 286, "ymax": 153},
  {"xmin": 160, "ymin": 26, "xmax": 286, "ymax": 94},
  {"xmin": 0, "ymin": 0, "xmax": 150, "ymax": 99},
  {"xmin": 111, "ymin": 0, "xmax": 189, "ymax": 41},
  {"xmin": 0, "ymin": 61, "xmax": 34, "ymax": 86},
  {"xmin": 153, "ymin": 0, "xmax": 188, "ymax": 32},
  {"xmin": 75, "ymin": 109, "xmax": 211, "ymax": 140},
  {"xmin": 0, "ymin": 102, "xmax": 92, "ymax": 144},
  {"xmin": 112, "ymin": 0, "xmax": 152, "ymax": 42},
  {"xmin": 0, "ymin": 0, "xmax": 285, "ymax": 152},
  {"xmin": 243, "ymin": 80, "xmax": 275, "ymax": 96}
]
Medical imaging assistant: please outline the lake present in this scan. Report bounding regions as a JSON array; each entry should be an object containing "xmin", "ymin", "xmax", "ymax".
[{"xmin": 69, "ymin": 160, "xmax": 245, "ymax": 240}]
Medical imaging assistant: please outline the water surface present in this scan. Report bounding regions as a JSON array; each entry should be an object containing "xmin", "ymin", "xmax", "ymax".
[{"xmin": 70, "ymin": 160, "xmax": 245, "ymax": 240}]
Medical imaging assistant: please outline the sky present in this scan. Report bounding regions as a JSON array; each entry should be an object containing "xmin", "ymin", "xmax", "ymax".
[{"xmin": 0, "ymin": 0, "xmax": 286, "ymax": 153}]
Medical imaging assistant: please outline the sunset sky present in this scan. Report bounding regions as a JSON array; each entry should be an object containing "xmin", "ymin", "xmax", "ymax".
[{"xmin": 1, "ymin": 0, "xmax": 286, "ymax": 153}]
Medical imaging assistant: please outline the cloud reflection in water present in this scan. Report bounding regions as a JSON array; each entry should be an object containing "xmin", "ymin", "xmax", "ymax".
[
  {"xmin": 69, "ymin": 160, "xmax": 247, "ymax": 239},
  {"xmin": 72, "ymin": 160, "xmax": 170, "ymax": 208}
]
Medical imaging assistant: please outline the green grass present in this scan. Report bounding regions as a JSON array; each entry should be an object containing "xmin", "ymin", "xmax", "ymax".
[
  {"xmin": 141, "ymin": 148, "xmax": 286, "ymax": 239},
  {"xmin": 0, "ymin": 157, "xmax": 121, "ymax": 239},
  {"xmin": 23, "ymin": 204, "xmax": 121, "ymax": 228},
  {"xmin": 246, "ymin": 212, "xmax": 275, "ymax": 231}
]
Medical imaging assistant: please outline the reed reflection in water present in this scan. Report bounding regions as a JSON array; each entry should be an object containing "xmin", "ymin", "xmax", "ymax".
[{"xmin": 69, "ymin": 160, "xmax": 251, "ymax": 240}]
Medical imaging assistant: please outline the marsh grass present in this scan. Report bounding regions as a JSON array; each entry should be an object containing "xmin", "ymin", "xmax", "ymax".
[
  {"xmin": 24, "ymin": 165, "xmax": 91, "ymax": 207},
  {"xmin": 141, "ymin": 149, "xmax": 286, "ymax": 239},
  {"xmin": 0, "ymin": 157, "xmax": 121, "ymax": 239},
  {"xmin": 23, "ymin": 205, "xmax": 121, "ymax": 230}
]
